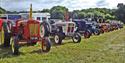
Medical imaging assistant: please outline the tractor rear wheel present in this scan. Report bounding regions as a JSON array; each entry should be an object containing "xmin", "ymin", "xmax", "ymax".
[
  {"xmin": 4, "ymin": 32, "xmax": 11, "ymax": 47},
  {"xmin": 10, "ymin": 36, "xmax": 19, "ymax": 55},
  {"xmin": 72, "ymin": 33, "xmax": 81, "ymax": 43},
  {"xmin": 42, "ymin": 37, "xmax": 51, "ymax": 52},
  {"xmin": 40, "ymin": 23, "xmax": 50, "ymax": 37}
]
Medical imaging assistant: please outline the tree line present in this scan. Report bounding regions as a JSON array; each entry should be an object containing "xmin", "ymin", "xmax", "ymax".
[{"xmin": 0, "ymin": 7, "xmax": 6, "ymax": 14}]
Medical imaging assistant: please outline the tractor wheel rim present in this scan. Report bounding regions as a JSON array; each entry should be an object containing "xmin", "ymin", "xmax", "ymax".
[
  {"xmin": 40, "ymin": 25, "xmax": 45, "ymax": 37},
  {"xmin": 95, "ymin": 31, "xmax": 98, "ymax": 34},
  {"xmin": 11, "ymin": 39, "xmax": 14, "ymax": 53},
  {"xmin": 42, "ymin": 41, "xmax": 47, "ymax": 51},
  {"xmin": 55, "ymin": 35, "xmax": 59, "ymax": 43},
  {"xmin": 73, "ymin": 35, "xmax": 78, "ymax": 42}
]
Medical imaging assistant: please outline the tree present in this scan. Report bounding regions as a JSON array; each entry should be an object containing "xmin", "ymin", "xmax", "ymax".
[
  {"xmin": 115, "ymin": 3, "xmax": 125, "ymax": 23},
  {"xmin": 72, "ymin": 8, "xmax": 116, "ymax": 20},
  {"xmin": 41, "ymin": 9, "xmax": 50, "ymax": 13},
  {"xmin": 50, "ymin": 6, "xmax": 68, "ymax": 19}
]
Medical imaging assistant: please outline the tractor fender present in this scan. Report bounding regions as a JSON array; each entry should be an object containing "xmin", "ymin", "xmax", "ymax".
[{"xmin": 0, "ymin": 19, "xmax": 3, "ymax": 31}]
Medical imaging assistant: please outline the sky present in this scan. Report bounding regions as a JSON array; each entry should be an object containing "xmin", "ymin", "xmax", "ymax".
[{"xmin": 0, "ymin": 0, "xmax": 125, "ymax": 11}]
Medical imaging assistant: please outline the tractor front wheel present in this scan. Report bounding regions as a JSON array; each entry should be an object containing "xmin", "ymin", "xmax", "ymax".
[
  {"xmin": 84, "ymin": 30, "xmax": 91, "ymax": 38},
  {"xmin": 100, "ymin": 29, "xmax": 104, "ymax": 34},
  {"xmin": 54, "ymin": 33, "xmax": 63, "ymax": 45},
  {"xmin": 10, "ymin": 36, "xmax": 19, "ymax": 55},
  {"xmin": 94, "ymin": 29, "xmax": 100, "ymax": 35},
  {"xmin": 42, "ymin": 37, "xmax": 51, "ymax": 52},
  {"xmin": 72, "ymin": 33, "xmax": 81, "ymax": 43}
]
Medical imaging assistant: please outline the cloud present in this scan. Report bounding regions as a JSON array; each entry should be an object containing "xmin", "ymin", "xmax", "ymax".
[
  {"xmin": 96, "ymin": 0, "xmax": 109, "ymax": 7},
  {"xmin": 0, "ymin": 0, "xmax": 125, "ymax": 11},
  {"xmin": 105, "ymin": 0, "xmax": 125, "ymax": 9}
]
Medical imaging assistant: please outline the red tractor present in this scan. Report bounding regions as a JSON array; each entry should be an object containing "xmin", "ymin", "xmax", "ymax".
[
  {"xmin": 99, "ymin": 23, "xmax": 110, "ymax": 33},
  {"xmin": 10, "ymin": 19, "xmax": 51, "ymax": 55},
  {"xmin": 9, "ymin": 4, "xmax": 51, "ymax": 55}
]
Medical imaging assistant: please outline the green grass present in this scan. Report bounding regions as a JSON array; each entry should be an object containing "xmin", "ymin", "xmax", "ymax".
[{"xmin": 0, "ymin": 28, "xmax": 125, "ymax": 63}]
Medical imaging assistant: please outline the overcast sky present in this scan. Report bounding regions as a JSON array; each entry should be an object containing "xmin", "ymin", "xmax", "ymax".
[{"xmin": 0, "ymin": 0, "xmax": 125, "ymax": 11}]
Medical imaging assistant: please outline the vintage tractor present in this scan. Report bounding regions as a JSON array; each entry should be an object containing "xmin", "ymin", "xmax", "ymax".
[
  {"xmin": 110, "ymin": 21, "xmax": 122, "ymax": 30},
  {"xmin": 72, "ymin": 19, "xmax": 91, "ymax": 38},
  {"xmin": 86, "ymin": 21, "xmax": 100, "ymax": 36},
  {"xmin": 10, "ymin": 19, "xmax": 51, "ymax": 55},
  {"xmin": 98, "ymin": 23, "xmax": 110, "ymax": 33},
  {"xmin": 117, "ymin": 22, "xmax": 124, "ymax": 29},
  {"xmin": 0, "ymin": 13, "xmax": 22, "ymax": 47},
  {"xmin": 0, "ymin": 19, "xmax": 11, "ymax": 47},
  {"xmin": 8, "ymin": 4, "xmax": 51, "ymax": 55},
  {"xmin": 41, "ymin": 19, "xmax": 81, "ymax": 45}
]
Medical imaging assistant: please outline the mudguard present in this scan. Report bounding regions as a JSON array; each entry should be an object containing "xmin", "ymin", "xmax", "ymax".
[{"xmin": 0, "ymin": 19, "xmax": 3, "ymax": 31}]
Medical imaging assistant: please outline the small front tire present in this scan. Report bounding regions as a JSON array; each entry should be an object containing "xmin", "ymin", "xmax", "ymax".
[
  {"xmin": 42, "ymin": 37, "xmax": 51, "ymax": 52},
  {"xmin": 94, "ymin": 29, "xmax": 100, "ymax": 35},
  {"xmin": 54, "ymin": 33, "xmax": 63, "ymax": 45},
  {"xmin": 72, "ymin": 33, "xmax": 81, "ymax": 43},
  {"xmin": 84, "ymin": 30, "xmax": 91, "ymax": 38}
]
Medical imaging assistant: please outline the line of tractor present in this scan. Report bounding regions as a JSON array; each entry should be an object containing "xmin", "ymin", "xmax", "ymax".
[{"xmin": 0, "ymin": 4, "xmax": 124, "ymax": 55}]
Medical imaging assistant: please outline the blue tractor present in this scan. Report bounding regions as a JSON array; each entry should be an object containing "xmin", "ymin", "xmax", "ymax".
[
  {"xmin": 73, "ymin": 19, "xmax": 100, "ymax": 38},
  {"xmin": 73, "ymin": 19, "xmax": 91, "ymax": 38},
  {"xmin": 85, "ymin": 21, "xmax": 100, "ymax": 36}
]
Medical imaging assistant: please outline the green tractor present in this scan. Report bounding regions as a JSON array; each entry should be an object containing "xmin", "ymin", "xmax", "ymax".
[{"xmin": 0, "ymin": 19, "xmax": 12, "ymax": 47}]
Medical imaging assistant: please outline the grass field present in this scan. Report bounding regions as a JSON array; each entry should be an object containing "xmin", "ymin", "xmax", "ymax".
[{"xmin": 0, "ymin": 28, "xmax": 125, "ymax": 63}]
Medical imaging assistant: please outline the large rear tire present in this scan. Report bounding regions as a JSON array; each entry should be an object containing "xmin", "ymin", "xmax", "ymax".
[
  {"xmin": 4, "ymin": 33, "xmax": 11, "ymax": 47},
  {"xmin": 42, "ymin": 37, "xmax": 51, "ymax": 52},
  {"xmin": 10, "ymin": 36, "xmax": 19, "ymax": 55},
  {"xmin": 40, "ymin": 23, "xmax": 50, "ymax": 37}
]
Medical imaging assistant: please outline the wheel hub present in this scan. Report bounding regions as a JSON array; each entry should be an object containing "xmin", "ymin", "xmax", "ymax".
[
  {"xmin": 73, "ymin": 35, "xmax": 79, "ymax": 42},
  {"xmin": 11, "ymin": 38, "xmax": 14, "ymax": 53},
  {"xmin": 55, "ymin": 35, "xmax": 59, "ymax": 43},
  {"xmin": 42, "ymin": 42, "xmax": 47, "ymax": 51}
]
